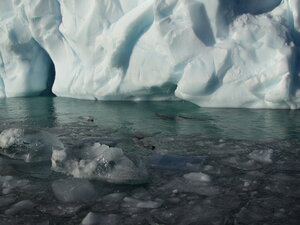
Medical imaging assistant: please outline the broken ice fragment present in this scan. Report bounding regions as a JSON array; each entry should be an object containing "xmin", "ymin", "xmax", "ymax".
[
  {"xmin": 184, "ymin": 172, "xmax": 211, "ymax": 182},
  {"xmin": 248, "ymin": 149, "xmax": 273, "ymax": 164},
  {"xmin": 5, "ymin": 200, "xmax": 35, "ymax": 215},
  {"xmin": 0, "ymin": 128, "xmax": 64, "ymax": 162},
  {"xmin": 82, "ymin": 212, "xmax": 120, "ymax": 225},
  {"xmin": 52, "ymin": 178, "xmax": 97, "ymax": 203},
  {"xmin": 122, "ymin": 197, "xmax": 162, "ymax": 209},
  {"xmin": 146, "ymin": 154, "xmax": 207, "ymax": 171},
  {"xmin": 51, "ymin": 143, "xmax": 148, "ymax": 184}
]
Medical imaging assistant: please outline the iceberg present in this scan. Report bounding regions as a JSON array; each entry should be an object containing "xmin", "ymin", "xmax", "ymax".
[{"xmin": 0, "ymin": 0, "xmax": 300, "ymax": 108}]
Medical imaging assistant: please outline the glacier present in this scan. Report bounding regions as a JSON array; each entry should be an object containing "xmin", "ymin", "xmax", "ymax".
[{"xmin": 1, "ymin": 0, "xmax": 300, "ymax": 108}]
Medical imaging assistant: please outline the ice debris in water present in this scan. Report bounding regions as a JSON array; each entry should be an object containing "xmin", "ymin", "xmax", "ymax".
[
  {"xmin": 122, "ymin": 197, "xmax": 162, "ymax": 209},
  {"xmin": 5, "ymin": 200, "xmax": 35, "ymax": 215},
  {"xmin": 0, "ymin": 128, "xmax": 23, "ymax": 148},
  {"xmin": 248, "ymin": 149, "xmax": 273, "ymax": 164},
  {"xmin": 37, "ymin": 203, "xmax": 85, "ymax": 218},
  {"xmin": 51, "ymin": 143, "xmax": 148, "ymax": 184},
  {"xmin": 0, "ymin": 175, "xmax": 31, "ymax": 195},
  {"xmin": 183, "ymin": 172, "xmax": 211, "ymax": 182},
  {"xmin": 82, "ymin": 212, "xmax": 120, "ymax": 225},
  {"xmin": 0, "ymin": 196, "xmax": 15, "ymax": 208},
  {"xmin": 52, "ymin": 178, "xmax": 97, "ymax": 203},
  {"xmin": 146, "ymin": 154, "xmax": 206, "ymax": 171},
  {"xmin": 161, "ymin": 178, "xmax": 220, "ymax": 196},
  {"xmin": 0, "ymin": 128, "xmax": 64, "ymax": 162}
]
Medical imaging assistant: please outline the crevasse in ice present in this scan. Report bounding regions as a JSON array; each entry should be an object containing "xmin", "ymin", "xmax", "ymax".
[{"xmin": 1, "ymin": 0, "xmax": 300, "ymax": 108}]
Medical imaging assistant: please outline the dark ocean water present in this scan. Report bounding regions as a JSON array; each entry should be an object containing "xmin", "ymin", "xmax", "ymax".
[{"xmin": 0, "ymin": 97, "xmax": 299, "ymax": 225}]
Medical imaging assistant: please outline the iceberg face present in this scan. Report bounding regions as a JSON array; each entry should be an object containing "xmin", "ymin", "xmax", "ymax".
[
  {"xmin": 0, "ymin": 0, "xmax": 52, "ymax": 97},
  {"xmin": 1, "ymin": 0, "xmax": 300, "ymax": 108}
]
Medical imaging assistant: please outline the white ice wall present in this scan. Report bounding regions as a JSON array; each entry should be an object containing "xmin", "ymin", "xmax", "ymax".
[
  {"xmin": 0, "ymin": 0, "xmax": 51, "ymax": 97},
  {"xmin": 0, "ymin": 0, "xmax": 300, "ymax": 108}
]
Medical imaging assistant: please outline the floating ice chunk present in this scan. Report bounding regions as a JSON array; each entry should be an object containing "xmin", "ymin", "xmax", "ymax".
[
  {"xmin": 5, "ymin": 200, "xmax": 35, "ymax": 215},
  {"xmin": 37, "ymin": 204, "xmax": 85, "ymax": 217},
  {"xmin": 146, "ymin": 154, "xmax": 206, "ymax": 171},
  {"xmin": 51, "ymin": 143, "xmax": 148, "ymax": 184},
  {"xmin": 161, "ymin": 178, "xmax": 219, "ymax": 196},
  {"xmin": 93, "ymin": 193, "xmax": 126, "ymax": 212},
  {"xmin": 0, "ymin": 128, "xmax": 64, "ymax": 162},
  {"xmin": 184, "ymin": 172, "xmax": 211, "ymax": 182},
  {"xmin": 0, "ymin": 196, "xmax": 15, "ymax": 208},
  {"xmin": 248, "ymin": 149, "xmax": 273, "ymax": 164},
  {"xmin": 0, "ymin": 128, "xmax": 23, "ymax": 148},
  {"xmin": 224, "ymin": 157, "xmax": 262, "ymax": 170},
  {"xmin": 81, "ymin": 138, "xmax": 119, "ymax": 147},
  {"xmin": 52, "ymin": 178, "xmax": 97, "ymax": 203},
  {"xmin": 82, "ymin": 212, "xmax": 101, "ymax": 225},
  {"xmin": 122, "ymin": 197, "xmax": 162, "ymax": 209},
  {"xmin": 99, "ymin": 193, "xmax": 126, "ymax": 203},
  {"xmin": 0, "ymin": 175, "xmax": 30, "ymax": 194},
  {"xmin": 51, "ymin": 148, "xmax": 67, "ymax": 168},
  {"xmin": 82, "ymin": 212, "xmax": 120, "ymax": 225}
]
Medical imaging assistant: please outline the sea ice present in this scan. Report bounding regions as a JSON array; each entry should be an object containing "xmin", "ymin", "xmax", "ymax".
[
  {"xmin": 248, "ymin": 149, "xmax": 273, "ymax": 164},
  {"xmin": 122, "ymin": 197, "xmax": 162, "ymax": 209},
  {"xmin": 183, "ymin": 172, "xmax": 211, "ymax": 182},
  {"xmin": 82, "ymin": 212, "xmax": 120, "ymax": 225},
  {"xmin": 0, "ymin": 196, "xmax": 15, "ymax": 208},
  {"xmin": 5, "ymin": 200, "xmax": 35, "ymax": 215},
  {"xmin": 51, "ymin": 142, "xmax": 148, "ymax": 184},
  {"xmin": 51, "ymin": 178, "xmax": 97, "ymax": 203},
  {"xmin": 37, "ymin": 204, "xmax": 85, "ymax": 217},
  {"xmin": 161, "ymin": 178, "xmax": 220, "ymax": 196},
  {"xmin": 0, "ymin": 128, "xmax": 64, "ymax": 162},
  {"xmin": 146, "ymin": 154, "xmax": 206, "ymax": 171},
  {"xmin": 0, "ymin": 128, "xmax": 23, "ymax": 149},
  {"xmin": 0, "ymin": 175, "xmax": 30, "ymax": 195}
]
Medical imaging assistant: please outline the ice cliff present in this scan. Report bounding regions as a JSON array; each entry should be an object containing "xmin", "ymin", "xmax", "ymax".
[{"xmin": 1, "ymin": 0, "xmax": 300, "ymax": 108}]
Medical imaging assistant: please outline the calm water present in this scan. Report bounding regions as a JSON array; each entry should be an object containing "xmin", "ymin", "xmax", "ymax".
[
  {"xmin": 0, "ymin": 97, "xmax": 299, "ymax": 225},
  {"xmin": 1, "ymin": 97, "xmax": 300, "ymax": 140}
]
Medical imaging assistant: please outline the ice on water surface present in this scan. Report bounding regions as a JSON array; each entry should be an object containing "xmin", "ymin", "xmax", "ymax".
[
  {"xmin": 82, "ymin": 212, "xmax": 121, "ymax": 225},
  {"xmin": 183, "ymin": 172, "xmax": 211, "ymax": 182},
  {"xmin": 51, "ymin": 142, "xmax": 148, "ymax": 184},
  {"xmin": 0, "ymin": 128, "xmax": 64, "ymax": 162},
  {"xmin": 146, "ymin": 154, "xmax": 207, "ymax": 171},
  {"xmin": 0, "ymin": 175, "xmax": 31, "ymax": 195},
  {"xmin": 0, "ymin": 128, "xmax": 23, "ymax": 149},
  {"xmin": 5, "ymin": 200, "xmax": 35, "ymax": 215},
  {"xmin": 0, "ymin": 98, "xmax": 299, "ymax": 224},
  {"xmin": 51, "ymin": 178, "xmax": 97, "ymax": 203}
]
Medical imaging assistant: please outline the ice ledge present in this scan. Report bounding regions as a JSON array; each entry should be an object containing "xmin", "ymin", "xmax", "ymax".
[{"xmin": 0, "ymin": 0, "xmax": 300, "ymax": 109}]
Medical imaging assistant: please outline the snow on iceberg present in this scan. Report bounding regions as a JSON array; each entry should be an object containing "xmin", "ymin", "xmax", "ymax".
[{"xmin": 1, "ymin": 0, "xmax": 300, "ymax": 108}]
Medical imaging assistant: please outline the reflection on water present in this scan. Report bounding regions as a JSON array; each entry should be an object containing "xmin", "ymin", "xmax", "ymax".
[
  {"xmin": 1, "ymin": 97, "xmax": 299, "ymax": 140},
  {"xmin": 0, "ymin": 97, "xmax": 57, "ymax": 128}
]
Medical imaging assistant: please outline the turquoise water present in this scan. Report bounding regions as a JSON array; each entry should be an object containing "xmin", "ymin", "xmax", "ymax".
[
  {"xmin": 1, "ymin": 97, "xmax": 300, "ymax": 140},
  {"xmin": 0, "ymin": 97, "xmax": 299, "ymax": 225}
]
